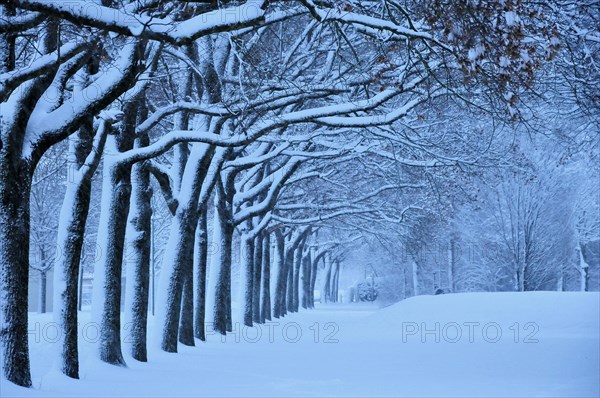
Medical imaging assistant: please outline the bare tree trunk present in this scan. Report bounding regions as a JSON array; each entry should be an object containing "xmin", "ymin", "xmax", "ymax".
[
  {"xmin": 403, "ymin": 267, "xmax": 409, "ymax": 299},
  {"xmin": 208, "ymin": 179, "xmax": 234, "ymax": 335},
  {"xmin": 0, "ymin": 156, "xmax": 32, "ymax": 387},
  {"xmin": 39, "ymin": 270, "xmax": 47, "ymax": 314},
  {"xmin": 157, "ymin": 199, "xmax": 198, "ymax": 351},
  {"xmin": 286, "ymin": 248, "xmax": 294, "ymax": 314},
  {"xmin": 309, "ymin": 251, "xmax": 320, "ymax": 308},
  {"xmin": 194, "ymin": 207, "xmax": 208, "ymax": 341},
  {"xmin": 301, "ymin": 252, "xmax": 311, "ymax": 309},
  {"xmin": 157, "ymin": 144, "xmax": 215, "ymax": 352},
  {"xmin": 1, "ymin": 14, "xmax": 55, "ymax": 386},
  {"xmin": 292, "ymin": 244, "xmax": 303, "ymax": 312},
  {"xmin": 78, "ymin": 265, "xmax": 84, "ymax": 312},
  {"xmin": 516, "ymin": 262, "xmax": 525, "ymax": 292},
  {"xmin": 163, "ymin": 52, "xmax": 192, "ymax": 349},
  {"xmin": 3, "ymin": 13, "xmax": 140, "ymax": 384},
  {"xmin": 523, "ymin": 254, "xmax": 532, "ymax": 291},
  {"xmin": 323, "ymin": 257, "xmax": 332, "ymax": 303},
  {"xmin": 260, "ymin": 233, "xmax": 271, "ymax": 322},
  {"xmin": 54, "ymin": 145, "xmax": 96, "ymax": 376},
  {"xmin": 332, "ymin": 261, "xmax": 340, "ymax": 303},
  {"xmin": 53, "ymin": 53, "xmax": 106, "ymax": 376},
  {"xmin": 412, "ymin": 259, "xmax": 419, "ymax": 296},
  {"xmin": 556, "ymin": 270, "xmax": 564, "ymax": 292},
  {"xmin": 124, "ymin": 129, "xmax": 152, "ymax": 362},
  {"xmin": 155, "ymin": 38, "xmax": 223, "ymax": 349},
  {"xmin": 578, "ymin": 244, "xmax": 590, "ymax": 292},
  {"xmin": 92, "ymin": 97, "xmax": 141, "ymax": 367},
  {"xmin": 0, "ymin": 5, "xmax": 16, "ymax": 75},
  {"xmin": 273, "ymin": 230, "xmax": 287, "ymax": 318},
  {"xmin": 239, "ymin": 233, "xmax": 254, "ymax": 326},
  {"xmin": 252, "ymin": 233, "xmax": 263, "ymax": 323},
  {"xmin": 448, "ymin": 239, "xmax": 456, "ymax": 292},
  {"xmin": 330, "ymin": 262, "xmax": 337, "ymax": 303},
  {"xmin": 92, "ymin": 157, "xmax": 131, "ymax": 367},
  {"xmin": 178, "ymin": 270, "xmax": 195, "ymax": 346},
  {"xmin": 226, "ymin": 280, "xmax": 233, "ymax": 332}
]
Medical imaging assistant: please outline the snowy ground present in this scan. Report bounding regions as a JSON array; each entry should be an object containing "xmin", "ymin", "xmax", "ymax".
[{"xmin": 2, "ymin": 292, "xmax": 599, "ymax": 397}]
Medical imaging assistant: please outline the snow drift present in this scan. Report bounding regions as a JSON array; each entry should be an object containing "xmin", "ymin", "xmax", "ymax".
[{"xmin": 1, "ymin": 292, "xmax": 598, "ymax": 397}]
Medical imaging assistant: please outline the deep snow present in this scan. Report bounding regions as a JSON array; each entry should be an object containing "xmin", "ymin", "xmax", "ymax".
[{"xmin": 1, "ymin": 292, "xmax": 598, "ymax": 397}]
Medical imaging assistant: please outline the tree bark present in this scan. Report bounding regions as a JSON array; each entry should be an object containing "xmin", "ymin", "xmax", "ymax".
[
  {"xmin": 309, "ymin": 251, "xmax": 320, "ymax": 308},
  {"xmin": 92, "ymin": 157, "xmax": 131, "ymax": 367},
  {"xmin": 155, "ymin": 39, "xmax": 222, "ymax": 351},
  {"xmin": 331, "ymin": 261, "xmax": 340, "ymax": 303},
  {"xmin": 0, "ymin": 5, "xmax": 16, "ymax": 75},
  {"xmin": 273, "ymin": 230, "xmax": 286, "ymax": 318},
  {"xmin": 176, "ymin": 151, "xmax": 196, "ymax": 346},
  {"xmin": 78, "ymin": 265, "xmax": 84, "ymax": 312},
  {"xmin": 260, "ymin": 232, "xmax": 271, "ymax": 322},
  {"xmin": 323, "ymin": 257, "xmax": 332, "ymax": 303},
  {"xmin": 301, "ymin": 252, "xmax": 311, "ymax": 309},
  {"xmin": 412, "ymin": 258, "xmax": 419, "ymax": 296},
  {"xmin": 292, "ymin": 242, "xmax": 304, "ymax": 312},
  {"xmin": 156, "ymin": 143, "xmax": 215, "ymax": 352},
  {"xmin": 194, "ymin": 207, "xmax": 209, "ymax": 341},
  {"xmin": 124, "ymin": 132, "xmax": 152, "ymax": 361},
  {"xmin": 239, "ymin": 233, "xmax": 255, "ymax": 326},
  {"xmin": 0, "ymin": 13, "xmax": 53, "ymax": 387},
  {"xmin": 51, "ymin": 85, "xmax": 105, "ymax": 378},
  {"xmin": 448, "ymin": 239, "xmax": 456, "ymax": 292},
  {"xmin": 403, "ymin": 267, "xmax": 409, "ymax": 299},
  {"xmin": 92, "ymin": 98, "xmax": 141, "ymax": 367},
  {"xmin": 286, "ymin": 249, "xmax": 294, "ymax": 313},
  {"xmin": 578, "ymin": 244, "xmax": 590, "ymax": 292},
  {"xmin": 158, "ymin": 178, "xmax": 204, "ymax": 350},
  {"xmin": 226, "ymin": 287, "xmax": 233, "ymax": 332},
  {"xmin": 2, "ymin": 14, "xmax": 139, "ymax": 383},
  {"xmin": 252, "ymin": 233, "xmax": 263, "ymax": 323},
  {"xmin": 208, "ymin": 178, "xmax": 234, "ymax": 335},
  {"xmin": 54, "ymin": 154, "xmax": 95, "ymax": 377},
  {"xmin": 0, "ymin": 156, "xmax": 33, "ymax": 387},
  {"xmin": 39, "ymin": 270, "xmax": 47, "ymax": 314},
  {"xmin": 178, "ymin": 269, "xmax": 195, "ymax": 346}
]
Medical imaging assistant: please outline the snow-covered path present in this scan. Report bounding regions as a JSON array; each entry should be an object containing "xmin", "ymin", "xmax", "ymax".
[{"xmin": 2, "ymin": 292, "xmax": 599, "ymax": 397}]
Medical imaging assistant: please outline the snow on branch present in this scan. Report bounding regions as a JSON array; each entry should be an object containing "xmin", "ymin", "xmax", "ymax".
[
  {"xmin": 314, "ymin": 90, "xmax": 442, "ymax": 128},
  {"xmin": 77, "ymin": 112, "xmax": 122, "ymax": 182},
  {"xmin": 272, "ymin": 208, "xmax": 376, "ymax": 225},
  {"xmin": 22, "ymin": 40, "xmax": 147, "ymax": 157},
  {"xmin": 136, "ymin": 102, "xmax": 233, "ymax": 135},
  {"xmin": 11, "ymin": 0, "xmax": 269, "ymax": 45},
  {"xmin": 0, "ymin": 10, "xmax": 45, "ymax": 33},
  {"xmin": 233, "ymin": 159, "xmax": 302, "ymax": 225},
  {"xmin": 147, "ymin": 160, "xmax": 178, "ymax": 215},
  {"xmin": 225, "ymin": 143, "xmax": 290, "ymax": 170},
  {"xmin": 0, "ymin": 42, "xmax": 88, "ymax": 101},
  {"xmin": 311, "ymin": 4, "xmax": 453, "ymax": 51}
]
